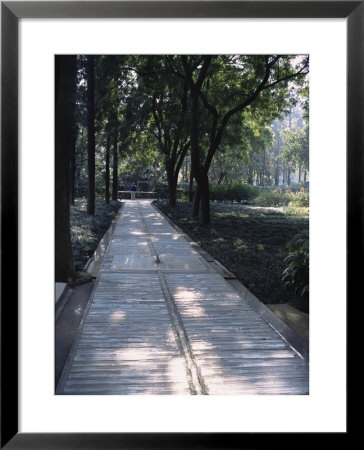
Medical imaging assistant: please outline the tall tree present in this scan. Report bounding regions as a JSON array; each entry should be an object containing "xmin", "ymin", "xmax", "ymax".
[
  {"xmin": 150, "ymin": 73, "xmax": 190, "ymax": 207},
  {"xmin": 96, "ymin": 55, "xmax": 134, "ymax": 202},
  {"xmin": 281, "ymin": 125, "xmax": 309, "ymax": 180},
  {"xmin": 112, "ymin": 124, "xmax": 119, "ymax": 201},
  {"xmin": 116, "ymin": 55, "xmax": 190, "ymax": 206},
  {"xmin": 180, "ymin": 55, "xmax": 212, "ymax": 219},
  {"xmin": 105, "ymin": 129, "xmax": 111, "ymax": 204},
  {"xmin": 95, "ymin": 56, "xmax": 118, "ymax": 204},
  {"xmin": 69, "ymin": 121, "xmax": 77, "ymax": 204},
  {"xmin": 55, "ymin": 55, "xmax": 77, "ymax": 283},
  {"xmin": 72, "ymin": 56, "xmax": 88, "ymax": 198},
  {"xmin": 181, "ymin": 55, "xmax": 309, "ymax": 224},
  {"xmin": 86, "ymin": 55, "xmax": 95, "ymax": 215}
]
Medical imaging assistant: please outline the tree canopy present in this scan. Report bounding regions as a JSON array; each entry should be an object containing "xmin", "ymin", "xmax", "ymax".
[{"xmin": 60, "ymin": 53, "xmax": 309, "ymax": 228}]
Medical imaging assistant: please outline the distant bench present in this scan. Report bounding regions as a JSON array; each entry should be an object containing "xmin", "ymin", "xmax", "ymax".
[{"xmin": 118, "ymin": 191, "xmax": 159, "ymax": 200}]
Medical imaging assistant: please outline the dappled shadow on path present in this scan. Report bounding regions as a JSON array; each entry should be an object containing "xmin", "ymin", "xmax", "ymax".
[
  {"xmin": 58, "ymin": 199, "xmax": 308, "ymax": 395},
  {"xmin": 58, "ymin": 272, "xmax": 192, "ymax": 395},
  {"xmin": 165, "ymin": 273, "xmax": 309, "ymax": 395}
]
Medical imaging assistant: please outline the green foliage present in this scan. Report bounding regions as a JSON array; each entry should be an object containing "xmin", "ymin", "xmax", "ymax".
[
  {"xmin": 73, "ymin": 54, "xmax": 309, "ymax": 223},
  {"xmin": 289, "ymin": 182, "xmax": 308, "ymax": 192},
  {"xmin": 177, "ymin": 188, "xmax": 189, "ymax": 201},
  {"xmin": 253, "ymin": 187, "xmax": 309, "ymax": 208},
  {"xmin": 137, "ymin": 181, "xmax": 151, "ymax": 192},
  {"xmin": 286, "ymin": 188, "xmax": 309, "ymax": 207},
  {"xmin": 210, "ymin": 185, "xmax": 227, "ymax": 202},
  {"xmin": 153, "ymin": 184, "xmax": 190, "ymax": 201},
  {"xmin": 283, "ymin": 205, "xmax": 309, "ymax": 218},
  {"xmin": 281, "ymin": 125, "xmax": 309, "ymax": 170},
  {"xmin": 119, "ymin": 139, "xmax": 159, "ymax": 183},
  {"xmin": 210, "ymin": 183, "xmax": 258, "ymax": 202},
  {"xmin": 254, "ymin": 188, "xmax": 290, "ymax": 206},
  {"xmin": 281, "ymin": 230, "xmax": 309, "ymax": 298}
]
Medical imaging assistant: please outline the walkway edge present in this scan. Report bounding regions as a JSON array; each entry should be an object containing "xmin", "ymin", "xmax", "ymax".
[
  {"xmin": 83, "ymin": 201, "xmax": 125, "ymax": 277},
  {"xmin": 56, "ymin": 204, "xmax": 126, "ymax": 392},
  {"xmin": 56, "ymin": 273, "xmax": 101, "ymax": 393},
  {"xmin": 151, "ymin": 201, "xmax": 309, "ymax": 362},
  {"xmin": 226, "ymin": 278, "xmax": 309, "ymax": 361}
]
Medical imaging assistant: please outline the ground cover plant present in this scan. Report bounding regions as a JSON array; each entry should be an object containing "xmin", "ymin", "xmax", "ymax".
[
  {"xmin": 282, "ymin": 230, "xmax": 309, "ymax": 299},
  {"xmin": 154, "ymin": 201, "xmax": 309, "ymax": 313},
  {"xmin": 70, "ymin": 198, "xmax": 122, "ymax": 270}
]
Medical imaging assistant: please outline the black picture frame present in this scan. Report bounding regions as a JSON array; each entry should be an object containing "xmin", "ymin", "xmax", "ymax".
[{"xmin": 1, "ymin": 1, "xmax": 356, "ymax": 448}]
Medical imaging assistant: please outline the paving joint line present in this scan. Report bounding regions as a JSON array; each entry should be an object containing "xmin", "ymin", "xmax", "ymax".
[
  {"xmin": 157, "ymin": 271, "xmax": 208, "ymax": 395},
  {"xmin": 137, "ymin": 201, "xmax": 208, "ymax": 395}
]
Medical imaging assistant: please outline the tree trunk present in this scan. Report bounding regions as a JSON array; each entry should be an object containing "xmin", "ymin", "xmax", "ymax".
[
  {"xmin": 105, "ymin": 132, "xmax": 110, "ymax": 204},
  {"xmin": 112, "ymin": 132, "xmax": 118, "ymax": 201},
  {"xmin": 198, "ymin": 173, "xmax": 210, "ymax": 225},
  {"xmin": 217, "ymin": 170, "xmax": 225, "ymax": 185},
  {"xmin": 75, "ymin": 128, "xmax": 85, "ymax": 191},
  {"xmin": 261, "ymin": 149, "xmax": 266, "ymax": 186},
  {"xmin": 70, "ymin": 148, "xmax": 75, "ymax": 205},
  {"xmin": 189, "ymin": 90, "xmax": 201, "ymax": 215},
  {"xmin": 189, "ymin": 171, "xmax": 194, "ymax": 202},
  {"xmin": 192, "ymin": 183, "xmax": 200, "ymax": 217},
  {"xmin": 182, "ymin": 56, "xmax": 212, "ymax": 223},
  {"xmin": 282, "ymin": 167, "xmax": 287, "ymax": 186},
  {"xmin": 168, "ymin": 174, "xmax": 178, "ymax": 207},
  {"xmin": 86, "ymin": 55, "xmax": 95, "ymax": 215},
  {"xmin": 248, "ymin": 164, "xmax": 254, "ymax": 185},
  {"xmin": 70, "ymin": 123, "xmax": 77, "ymax": 205},
  {"xmin": 55, "ymin": 55, "xmax": 76, "ymax": 283},
  {"xmin": 274, "ymin": 162, "xmax": 280, "ymax": 186},
  {"xmin": 165, "ymin": 158, "xmax": 176, "ymax": 207}
]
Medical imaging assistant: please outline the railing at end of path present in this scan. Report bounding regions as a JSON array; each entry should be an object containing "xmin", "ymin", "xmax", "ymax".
[{"xmin": 118, "ymin": 191, "xmax": 159, "ymax": 200}]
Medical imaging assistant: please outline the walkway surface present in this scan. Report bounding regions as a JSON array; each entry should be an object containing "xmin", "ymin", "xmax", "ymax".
[{"xmin": 57, "ymin": 200, "xmax": 309, "ymax": 395}]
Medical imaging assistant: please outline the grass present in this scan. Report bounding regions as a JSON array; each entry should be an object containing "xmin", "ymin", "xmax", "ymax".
[
  {"xmin": 154, "ymin": 201, "xmax": 309, "ymax": 313},
  {"xmin": 70, "ymin": 198, "xmax": 122, "ymax": 271}
]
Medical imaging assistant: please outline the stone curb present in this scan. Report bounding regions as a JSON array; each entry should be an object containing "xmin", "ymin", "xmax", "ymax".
[
  {"xmin": 55, "ymin": 282, "xmax": 67, "ymax": 304},
  {"xmin": 56, "ymin": 202, "xmax": 125, "ymax": 320},
  {"xmin": 83, "ymin": 201, "xmax": 125, "ymax": 277},
  {"xmin": 55, "ymin": 283, "xmax": 73, "ymax": 321}
]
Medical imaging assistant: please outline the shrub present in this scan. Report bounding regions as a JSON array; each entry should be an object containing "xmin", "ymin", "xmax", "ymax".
[
  {"xmin": 284, "ymin": 205, "xmax": 309, "ymax": 218},
  {"xmin": 254, "ymin": 188, "xmax": 290, "ymax": 206},
  {"xmin": 210, "ymin": 184, "xmax": 227, "ymax": 202},
  {"xmin": 281, "ymin": 230, "xmax": 309, "ymax": 298},
  {"xmin": 287, "ymin": 188, "xmax": 309, "ymax": 207},
  {"xmin": 152, "ymin": 184, "xmax": 189, "ymax": 202},
  {"xmin": 176, "ymin": 188, "xmax": 189, "ymax": 201},
  {"xmin": 210, "ymin": 183, "xmax": 257, "ymax": 203},
  {"xmin": 289, "ymin": 182, "xmax": 308, "ymax": 192},
  {"xmin": 231, "ymin": 182, "xmax": 258, "ymax": 202}
]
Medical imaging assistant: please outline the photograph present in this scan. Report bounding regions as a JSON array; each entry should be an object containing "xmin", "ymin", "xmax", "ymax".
[
  {"xmin": 55, "ymin": 54, "xmax": 310, "ymax": 395},
  {"xmin": 1, "ymin": 0, "xmax": 353, "ymax": 446}
]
